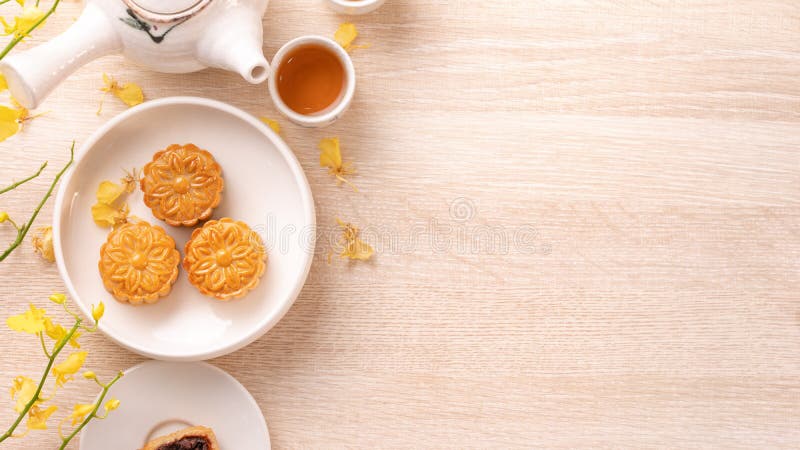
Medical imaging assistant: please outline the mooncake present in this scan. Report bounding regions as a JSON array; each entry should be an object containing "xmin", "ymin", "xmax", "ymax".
[
  {"xmin": 141, "ymin": 425, "xmax": 220, "ymax": 450},
  {"xmin": 98, "ymin": 221, "xmax": 180, "ymax": 305},
  {"xmin": 183, "ymin": 218, "xmax": 267, "ymax": 300},
  {"xmin": 141, "ymin": 143, "xmax": 224, "ymax": 227}
]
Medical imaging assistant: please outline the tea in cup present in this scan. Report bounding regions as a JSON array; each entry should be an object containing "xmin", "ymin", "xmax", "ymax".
[{"xmin": 268, "ymin": 36, "xmax": 356, "ymax": 128}]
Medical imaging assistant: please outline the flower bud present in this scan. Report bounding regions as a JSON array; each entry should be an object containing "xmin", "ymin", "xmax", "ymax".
[
  {"xmin": 32, "ymin": 226, "xmax": 55, "ymax": 262},
  {"xmin": 104, "ymin": 398, "xmax": 120, "ymax": 412},
  {"xmin": 0, "ymin": 211, "xmax": 8, "ymax": 223},
  {"xmin": 82, "ymin": 371, "xmax": 96, "ymax": 380},
  {"xmin": 49, "ymin": 293, "xmax": 66, "ymax": 304},
  {"xmin": 91, "ymin": 302, "xmax": 105, "ymax": 322}
]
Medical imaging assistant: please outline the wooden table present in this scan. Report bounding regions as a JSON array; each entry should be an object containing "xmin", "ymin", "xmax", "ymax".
[{"xmin": 0, "ymin": 1, "xmax": 798, "ymax": 448}]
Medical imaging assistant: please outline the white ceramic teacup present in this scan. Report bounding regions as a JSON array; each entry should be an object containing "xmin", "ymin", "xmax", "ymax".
[
  {"xmin": 325, "ymin": 0, "xmax": 386, "ymax": 15},
  {"xmin": 268, "ymin": 35, "xmax": 356, "ymax": 128}
]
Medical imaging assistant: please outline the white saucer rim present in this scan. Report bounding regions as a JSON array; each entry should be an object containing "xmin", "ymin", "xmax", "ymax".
[{"xmin": 77, "ymin": 360, "xmax": 271, "ymax": 449}]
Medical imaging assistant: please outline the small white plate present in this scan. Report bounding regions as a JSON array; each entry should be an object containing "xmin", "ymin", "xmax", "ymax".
[
  {"xmin": 53, "ymin": 97, "xmax": 315, "ymax": 361},
  {"xmin": 325, "ymin": 0, "xmax": 386, "ymax": 15},
  {"xmin": 79, "ymin": 361, "xmax": 270, "ymax": 449}
]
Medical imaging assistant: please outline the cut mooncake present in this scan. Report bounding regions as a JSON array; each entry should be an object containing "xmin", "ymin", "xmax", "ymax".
[{"xmin": 141, "ymin": 425, "xmax": 220, "ymax": 450}]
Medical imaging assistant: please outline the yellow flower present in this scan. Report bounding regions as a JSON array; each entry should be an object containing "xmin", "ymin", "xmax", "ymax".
[
  {"xmin": 334, "ymin": 22, "xmax": 369, "ymax": 52},
  {"xmin": 11, "ymin": 97, "xmax": 44, "ymax": 131},
  {"xmin": 104, "ymin": 398, "xmax": 120, "ymax": 412},
  {"xmin": 0, "ymin": 211, "xmax": 8, "ymax": 223},
  {"xmin": 259, "ymin": 117, "xmax": 281, "ymax": 134},
  {"xmin": 32, "ymin": 225, "xmax": 55, "ymax": 262},
  {"xmin": 336, "ymin": 219, "xmax": 374, "ymax": 261},
  {"xmin": 44, "ymin": 317, "xmax": 80, "ymax": 348},
  {"xmin": 92, "ymin": 180, "xmax": 129, "ymax": 227},
  {"xmin": 10, "ymin": 376, "xmax": 38, "ymax": 413},
  {"xmin": 43, "ymin": 317, "xmax": 65, "ymax": 341},
  {"xmin": 0, "ymin": 98, "xmax": 44, "ymax": 142},
  {"xmin": 91, "ymin": 202, "xmax": 129, "ymax": 227},
  {"xmin": 121, "ymin": 168, "xmax": 140, "ymax": 194},
  {"xmin": 319, "ymin": 137, "xmax": 357, "ymax": 190},
  {"xmin": 98, "ymin": 73, "xmax": 144, "ymax": 114},
  {"xmin": 26, "ymin": 404, "xmax": 57, "ymax": 430},
  {"xmin": 96, "ymin": 180, "xmax": 124, "ymax": 205},
  {"xmin": 68, "ymin": 331, "xmax": 82, "ymax": 348},
  {"xmin": 48, "ymin": 293, "xmax": 66, "ymax": 305},
  {"xmin": 1, "ymin": 6, "xmax": 46, "ymax": 39},
  {"xmin": 7, "ymin": 303, "xmax": 47, "ymax": 334},
  {"xmin": 0, "ymin": 104, "xmax": 21, "ymax": 143},
  {"xmin": 69, "ymin": 403, "xmax": 95, "ymax": 426},
  {"xmin": 319, "ymin": 137, "xmax": 342, "ymax": 168},
  {"xmin": 0, "ymin": 74, "xmax": 7, "ymax": 92},
  {"xmin": 52, "ymin": 351, "xmax": 87, "ymax": 387},
  {"xmin": 91, "ymin": 302, "xmax": 105, "ymax": 322}
]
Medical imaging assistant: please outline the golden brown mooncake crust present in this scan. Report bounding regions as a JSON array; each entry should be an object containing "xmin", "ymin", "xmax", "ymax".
[
  {"xmin": 141, "ymin": 143, "xmax": 224, "ymax": 227},
  {"xmin": 141, "ymin": 425, "xmax": 220, "ymax": 450},
  {"xmin": 183, "ymin": 218, "xmax": 267, "ymax": 301},
  {"xmin": 99, "ymin": 221, "xmax": 180, "ymax": 305}
]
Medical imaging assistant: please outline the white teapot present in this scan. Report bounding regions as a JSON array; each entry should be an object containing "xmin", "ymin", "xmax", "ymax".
[{"xmin": 0, "ymin": 0, "xmax": 271, "ymax": 109}]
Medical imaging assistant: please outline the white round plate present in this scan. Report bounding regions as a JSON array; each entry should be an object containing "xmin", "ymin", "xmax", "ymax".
[
  {"xmin": 79, "ymin": 361, "xmax": 270, "ymax": 449},
  {"xmin": 53, "ymin": 97, "xmax": 315, "ymax": 360}
]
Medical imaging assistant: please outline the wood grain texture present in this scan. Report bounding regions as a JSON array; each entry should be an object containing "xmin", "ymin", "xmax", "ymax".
[{"xmin": 0, "ymin": 0, "xmax": 799, "ymax": 448}]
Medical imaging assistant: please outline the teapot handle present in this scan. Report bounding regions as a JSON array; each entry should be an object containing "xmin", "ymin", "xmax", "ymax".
[{"xmin": 0, "ymin": 3, "xmax": 122, "ymax": 109}]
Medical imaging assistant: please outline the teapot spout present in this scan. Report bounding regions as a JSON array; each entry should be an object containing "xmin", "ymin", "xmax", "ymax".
[
  {"xmin": 196, "ymin": 9, "xmax": 269, "ymax": 84},
  {"xmin": 0, "ymin": 3, "xmax": 122, "ymax": 109}
]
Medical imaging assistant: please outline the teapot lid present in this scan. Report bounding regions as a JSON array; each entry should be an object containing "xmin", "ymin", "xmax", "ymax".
[{"xmin": 124, "ymin": 0, "xmax": 211, "ymax": 22}]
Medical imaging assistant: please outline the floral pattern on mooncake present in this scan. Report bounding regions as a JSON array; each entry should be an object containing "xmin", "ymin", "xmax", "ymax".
[
  {"xmin": 183, "ymin": 218, "xmax": 267, "ymax": 301},
  {"xmin": 141, "ymin": 143, "xmax": 224, "ymax": 227},
  {"xmin": 98, "ymin": 221, "xmax": 180, "ymax": 305}
]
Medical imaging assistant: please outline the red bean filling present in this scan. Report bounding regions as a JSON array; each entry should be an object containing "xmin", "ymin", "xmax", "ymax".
[{"xmin": 156, "ymin": 436, "xmax": 210, "ymax": 450}]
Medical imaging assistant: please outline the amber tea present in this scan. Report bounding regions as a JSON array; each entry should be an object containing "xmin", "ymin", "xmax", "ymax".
[{"xmin": 276, "ymin": 44, "xmax": 345, "ymax": 115}]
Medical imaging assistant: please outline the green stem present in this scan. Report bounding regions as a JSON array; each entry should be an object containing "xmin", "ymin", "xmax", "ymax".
[
  {"xmin": 6, "ymin": 217, "xmax": 20, "ymax": 232},
  {"xmin": 61, "ymin": 302, "xmax": 80, "ymax": 322},
  {"xmin": 0, "ymin": 162, "xmax": 47, "ymax": 195},
  {"xmin": 0, "ymin": 320, "xmax": 81, "ymax": 443},
  {"xmin": 58, "ymin": 372, "xmax": 123, "ymax": 450},
  {"xmin": 0, "ymin": 141, "xmax": 74, "ymax": 262},
  {"xmin": 38, "ymin": 331, "xmax": 51, "ymax": 358},
  {"xmin": 0, "ymin": 0, "xmax": 62, "ymax": 61}
]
